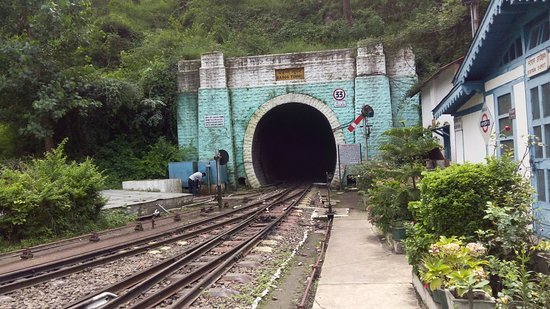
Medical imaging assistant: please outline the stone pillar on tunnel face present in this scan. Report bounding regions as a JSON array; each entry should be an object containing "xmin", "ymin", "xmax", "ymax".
[
  {"xmin": 387, "ymin": 48, "xmax": 420, "ymax": 127},
  {"xmin": 355, "ymin": 44, "xmax": 393, "ymax": 160},
  {"xmin": 176, "ymin": 60, "xmax": 201, "ymax": 152},
  {"xmin": 197, "ymin": 52, "xmax": 237, "ymax": 186}
]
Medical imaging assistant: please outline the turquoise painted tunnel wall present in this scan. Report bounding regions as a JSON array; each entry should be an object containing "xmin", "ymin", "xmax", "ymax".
[{"xmin": 176, "ymin": 46, "xmax": 419, "ymax": 187}]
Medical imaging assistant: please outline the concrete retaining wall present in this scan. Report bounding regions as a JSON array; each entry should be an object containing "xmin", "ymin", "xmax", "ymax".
[{"xmin": 122, "ymin": 179, "xmax": 183, "ymax": 193}]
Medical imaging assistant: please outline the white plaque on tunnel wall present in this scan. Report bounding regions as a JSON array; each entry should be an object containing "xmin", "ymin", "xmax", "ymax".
[
  {"xmin": 205, "ymin": 115, "xmax": 225, "ymax": 127},
  {"xmin": 338, "ymin": 144, "xmax": 362, "ymax": 165}
]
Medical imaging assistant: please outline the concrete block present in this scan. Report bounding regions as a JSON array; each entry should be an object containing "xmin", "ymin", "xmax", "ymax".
[{"xmin": 122, "ymin": 179, "xmax": 183, "ymax": 193}]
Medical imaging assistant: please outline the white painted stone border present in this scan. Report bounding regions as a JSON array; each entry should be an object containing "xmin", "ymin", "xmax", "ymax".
[
  {"xmin": 243, "ymin": 93, "xmax": 346, "ymax": 188},
  {"xmin": 251, "ymin": 219, "xmax": 312, "ymax": 309}
]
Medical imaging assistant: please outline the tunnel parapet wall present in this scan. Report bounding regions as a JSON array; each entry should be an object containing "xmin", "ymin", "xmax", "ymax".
[
  {"xmin": 177, "ymin": 44, "xmax": 419, "ymax": 188},
  {"xmin": 356, "ymin": 44, "xmax": 386, "ymax": 76}
]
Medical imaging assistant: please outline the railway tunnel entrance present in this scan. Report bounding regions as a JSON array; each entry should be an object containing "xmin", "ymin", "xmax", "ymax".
[{"xmin": 251, "ymin": 103, "xmax": 337, "ymax": 185}]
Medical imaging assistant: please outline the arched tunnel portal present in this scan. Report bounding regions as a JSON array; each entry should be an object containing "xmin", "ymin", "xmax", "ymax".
[{"xmin": 243, "ymin": 94, "xmax": 345, "ymax": 188}]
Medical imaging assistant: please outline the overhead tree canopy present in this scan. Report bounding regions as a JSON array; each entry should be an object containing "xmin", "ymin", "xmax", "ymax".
[{"xmin": 0, "ymin": 0, "xmax": 486, "ymax": 158}]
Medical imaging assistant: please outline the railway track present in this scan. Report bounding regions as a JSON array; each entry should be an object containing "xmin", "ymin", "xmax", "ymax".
[
  {"xmin": 0, "ymin": 187, "xmax": 328, "ymax": 308},
  {"xmin": 66, "ymin": 186, "xmax": 310, "ymax": 308},
  {"xmin": 0, "ymin": 187, "xmax": 291, "ymax": 293},
  {"xmin": 0, "ymin": 183, "xmax": 328, "ymax": 308}
]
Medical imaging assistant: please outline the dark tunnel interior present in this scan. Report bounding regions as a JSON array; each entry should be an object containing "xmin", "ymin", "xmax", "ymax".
[{"xmin": 252, "ymin": 103, "xmax": 336, "ymax": 185}]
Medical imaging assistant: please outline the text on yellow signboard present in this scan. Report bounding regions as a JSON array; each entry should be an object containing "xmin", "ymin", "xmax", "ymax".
[{"xmin": 275, "ymin": 68, "xmax": 305, "ymax": 81}]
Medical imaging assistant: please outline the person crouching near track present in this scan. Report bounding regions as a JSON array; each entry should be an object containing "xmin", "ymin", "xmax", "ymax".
[{"xmin": 188, "ymin": 172, "xmax": 206, "ymax": 196}]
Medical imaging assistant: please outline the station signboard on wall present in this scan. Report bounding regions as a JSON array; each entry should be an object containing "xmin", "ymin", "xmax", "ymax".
[
  {"xmin": 205, "ymin": 115, "xmax": 225, "ymax": 128},
  {"xmin": 338, "ymin": 144, "xmax": 362, "ymax": 165},
  {"xmin": 526, "ymin": 49, "xmax": 549, "ymax": 78}
]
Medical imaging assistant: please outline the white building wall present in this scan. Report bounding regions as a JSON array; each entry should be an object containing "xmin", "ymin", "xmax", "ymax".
[
  {"xmin": 441, "ymin": 67, "xmax": 531, "ymax": 172},
  {"xmin": 513, "ymin": 81, "xmax": 531, "ymax": 177},
  {"xmin": 460, "ymin": 110, "xmax": 490, "ymax": 163},
  {"xmin": 420, "ymin": 63, "xmax": 460, "ymax": 162},
  {"xmin": 454, "ymin": 118, "xmax": 465, "ymax": 163},
  {"xmin": 420, "ymin": 87, "xmax": 434, "ymax": 128},
  {"xmin": 485, "ymin": 66, "xmax": 524, "ymax": 91},
  {"xmin": 454, "ymin": 93, "xmax": 489, "ymax": 164}
]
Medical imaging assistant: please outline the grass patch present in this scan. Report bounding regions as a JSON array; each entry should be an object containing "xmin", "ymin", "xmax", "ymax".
[{"xmin": 0, "ymin": 209, "xmax": 136, "ymax": 253}]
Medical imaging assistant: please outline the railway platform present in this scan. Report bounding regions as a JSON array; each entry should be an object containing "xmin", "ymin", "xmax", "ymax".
[
  {"xmin": 101, "ymin": 189, "xmax": 195, "ymax": 215},
  {"xmin": 313, "ymin": 191, "xmax": 420, "ymax": 309}
]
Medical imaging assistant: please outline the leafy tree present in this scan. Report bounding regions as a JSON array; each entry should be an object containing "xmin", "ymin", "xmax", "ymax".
[
  {"xmin": 358, "ymin": 126, "xmax": 439, "ymax": 233},
  {"xmin": 0, "ymin": 0, "xmax": 101, "ymax": 150},
  {"xmin": 0, "ymin": 0, "xmax": 485, "ymax": 185},
  {"xmin": 379, "ymin": 126, "xmax": 441, "ymax": 188},
  {"xmin": 0, "ymin": 123, "xmax": 17, "ymax": 159},
  {"xmin": 94, "ymin": 136, "xmax": 196, "ymax": 187}
]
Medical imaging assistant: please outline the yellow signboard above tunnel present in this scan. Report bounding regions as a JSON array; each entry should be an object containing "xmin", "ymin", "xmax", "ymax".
[{"xmin": 275, "ymin": 68, "xmax": 305, "ymax": 81}]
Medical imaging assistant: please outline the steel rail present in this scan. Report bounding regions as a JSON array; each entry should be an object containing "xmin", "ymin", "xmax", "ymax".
[
  {"xmin": 0, "ymin": 188, "xmax": 291, "ymax": 293},
  {"xmin": 63, "ymin": 186, "xmax": 303, "ymax": 308},
  {"xmin": 168, "ymin": 185, "xmax": 311, "ymax": 308},
  {"xmin": 101, "ymin": 211, "xmax": 261, "ymax": 309},
  {"xmin": 64, "ymin": 213, "xmax": 261, "ymax": 309},
  {"xmin": 297, "ymin": 217, "xmax": 333, "ymax": 309},
  {"xmin": 0, "ymin": 197, "xmax": 216, "ymax": 261},
  {"xmin": 120, "ymin": 186, "xmax": 308, "ymax": 309}
]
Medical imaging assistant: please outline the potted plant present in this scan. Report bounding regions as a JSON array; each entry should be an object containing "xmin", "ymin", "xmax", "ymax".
[
  {"xmin": 421, "ymin": 254, "xmax": 452, "ymax": 309},
  {"xmin": 391, "ymin": 221, "xmax": 407, "ymax": 240},
  {"xmin": 420, "ymin": 237, "xmax": 494, "ymax": 309},
  {"xmin": 422, "ymin": 259, "xmax": 451, "ymax": 308},
  {"xmin": 446, "ymin": 270, "xmax": 494, "ymax": 309}
]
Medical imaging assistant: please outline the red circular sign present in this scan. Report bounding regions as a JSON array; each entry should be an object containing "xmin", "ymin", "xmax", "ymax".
[{"xmin": 480, "ymin": 113, "xmax": 491, "ymax": 133}]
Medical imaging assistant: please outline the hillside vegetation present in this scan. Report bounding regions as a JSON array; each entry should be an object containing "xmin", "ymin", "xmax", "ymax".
[{"xmin": 0, "ymin": 0, "xmax": 485, "ymax": 180}]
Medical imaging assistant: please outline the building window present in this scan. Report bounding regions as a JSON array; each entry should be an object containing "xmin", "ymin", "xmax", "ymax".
[
  {"xmin": 496, "ymin": 93, "xmax": 514, "ymax": 156},
  {"xmin": 500, "ymin": 37, "xmax": 523, "ymax": 66},
  {"xmin": 528, "ymin": 15, "xmax": 550, "ymax": 50},
  {"xmin": 528, "ymin": 74, "xmax": 550, "ymax": 239},
  {"xmin": 530, "ymin": 82, "xmax": 550, "ymax": 158},
  {"xmin": 537, "ymin": 169, "xmax": 547, "ymax": 202}
]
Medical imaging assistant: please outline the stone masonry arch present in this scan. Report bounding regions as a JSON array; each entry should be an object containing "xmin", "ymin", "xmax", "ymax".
[
  {"xmin": 243, "ymin": 93, "xmax": 345, "ymax": 188},
  {"xmin": 176, "ymin": 47, "xmax": 420, "ymax": 188}
]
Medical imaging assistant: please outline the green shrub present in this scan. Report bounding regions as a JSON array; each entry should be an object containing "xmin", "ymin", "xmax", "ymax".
[
  {"xmin": 410, "ymin": 156, "xmax": 532, "ymax": 239},
  {"xmin": 488, "ymin": 247, "xmax": 550, "ymax": 307},
  {"xmin": 368, "ymin": 178, "xmax": 416, "ymax": 233},
  {"xmin": 138, "ymin": 137, "xmax": 189, "ymax": 179},
  {"xmin": 403, "ymin": 222, "xmax": 436, "ymax": 273},
  {"xmin": 410, "ymin": 162, "xmax": 492, "ymax": 237},
  {"xmin": 352, "ymin": 160, "xmax": 393, "ymax": 192},
  {"xmin": 354, "ymin": 126, "xmax": 439, "ymax": 234},
  {"xmin": 0, "ymin": 142, "xmax": 106, "ymax": 242}
]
